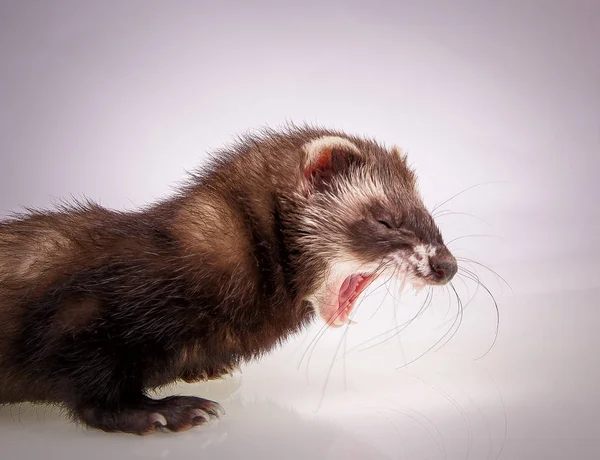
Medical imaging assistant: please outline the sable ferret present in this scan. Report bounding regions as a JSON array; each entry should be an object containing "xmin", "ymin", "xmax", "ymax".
[{"xmin": 0, "ymin": 126, "xmax": 457, "ymax": 435}]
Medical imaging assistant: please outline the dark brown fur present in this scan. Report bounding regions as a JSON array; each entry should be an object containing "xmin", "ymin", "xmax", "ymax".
[{"xmin": 0, "ymin": 125, "xmax": 454, "ymax": 434}]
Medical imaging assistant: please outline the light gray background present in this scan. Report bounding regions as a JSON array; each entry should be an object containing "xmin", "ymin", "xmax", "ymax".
[{"xmin": 0, "ymin": 1, "xmax": 598, "ymax": 459}]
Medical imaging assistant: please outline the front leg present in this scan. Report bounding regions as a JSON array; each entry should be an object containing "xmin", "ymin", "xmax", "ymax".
[
  {"xmin": 66, "ymin": 353, "xmax": 226, "ymax": 435},
  {"xmin": 66, "ymin": 342, "xmax": 228, "ymax": 434},
  {"xmin": 35, "ymin": 331, "xmax": 226, "ymax": 434},
  {"xmin": 14, "ymin": 277, "xmax": 228, "ymax": 435}
]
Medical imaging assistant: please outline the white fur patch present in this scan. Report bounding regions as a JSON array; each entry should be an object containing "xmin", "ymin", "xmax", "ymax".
[
  {"xmin": 302, "ymin": 136, "xmax": 361, "ymax": 168},
  {"xmin": 392, "ymin": 245, "xmax": 437, "ymax": 294},
  {"xmin": 391, "ymin": 253, "xmax": 420, "ymax": 292},
  {"xmin": 409, "ymin": 244, "xmax": 437, "ymax": 277},
  {"xmin": 334, "ymin": 168, "xmax": 387, "ymax": 207},
  {"xmin": 298, "ymin": 167, "xmax": 388, "ymax": 234}
]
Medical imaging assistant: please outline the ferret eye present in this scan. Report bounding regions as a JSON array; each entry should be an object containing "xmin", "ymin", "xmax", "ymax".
[{"xmin": 377, "ymin": 219, "xmax": 394, "ymax": 229}]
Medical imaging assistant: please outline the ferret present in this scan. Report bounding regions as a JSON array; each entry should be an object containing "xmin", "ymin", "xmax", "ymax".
[{"xmin": 0, "ymin": 125, "xmax": 457, "ymax": 435}]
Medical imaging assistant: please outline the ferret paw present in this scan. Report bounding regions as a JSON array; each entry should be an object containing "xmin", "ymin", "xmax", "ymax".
[{"xmin": 78, "ymin": 395, "xmax": 225, "ymax": 435}]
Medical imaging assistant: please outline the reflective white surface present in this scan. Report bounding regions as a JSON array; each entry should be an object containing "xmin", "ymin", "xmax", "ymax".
[
  {"xmin": 1, "ymin": 1, "xmax": 599, "ymax": 459},
  {"xmin": 1, "ymin": 280, "xmax": 599, "ymax": 459}
]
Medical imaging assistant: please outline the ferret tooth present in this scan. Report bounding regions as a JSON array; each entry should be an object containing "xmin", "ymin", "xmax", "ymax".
[
  {"xmin": 333, "ymin": 317, "xmax": 346, "ymax": 327},
  {"xmin": 348, "ymin": 318, "xmax": 358, "ymax": 325}
]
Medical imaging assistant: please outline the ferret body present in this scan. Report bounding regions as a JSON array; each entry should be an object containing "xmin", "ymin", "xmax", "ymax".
[{"xmin": 0, "ymin": 126, "xmax": 457, "ymax": 434}]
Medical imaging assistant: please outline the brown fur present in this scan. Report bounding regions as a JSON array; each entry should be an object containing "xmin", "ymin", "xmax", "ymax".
[{"xmin": 0, "ymin": 125, "xmax": 455, "ymax": 434}]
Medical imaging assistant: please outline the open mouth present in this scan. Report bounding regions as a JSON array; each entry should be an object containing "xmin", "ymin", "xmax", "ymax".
[
  {"xmin": 323, "ymin": 273, "xmax": 378, "ymax": 327},
  {"xmin": 314, "ymin": 247, "xmax": 456, "ymax": 327}
]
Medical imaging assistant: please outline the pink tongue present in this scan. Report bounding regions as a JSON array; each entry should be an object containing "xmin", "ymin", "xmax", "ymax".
[
  {"xmin": 326, "ymin": 275, "xmax": 364, "ymax": 327},
  {"xmin": 339, "ymin": 275, "xmax": 361, "ymax": 308},
  {"xmin": 320, "ymin": 274, "xmax": 374, "ymax": 327}
]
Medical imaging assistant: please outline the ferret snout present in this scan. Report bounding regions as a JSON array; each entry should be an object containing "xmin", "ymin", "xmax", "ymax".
[{"xmin": 429, "ymin": 248, "xmax": 458, "ymax": 283}]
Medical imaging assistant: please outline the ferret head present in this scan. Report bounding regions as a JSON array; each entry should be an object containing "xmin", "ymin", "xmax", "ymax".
[{"xmin": 290, "ymin": 133, "xmax": 457, "ymax": 327}]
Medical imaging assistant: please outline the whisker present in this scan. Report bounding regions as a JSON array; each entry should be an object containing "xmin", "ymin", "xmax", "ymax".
[
  {"xmin": 477, "ymin": 363, "xmax": 508, "ymax": 460},
  {"xmin": 442, "ymin": 283, "xmax": 453, "ymax": 319},
  {"xmin": 405, "ymin": 371, "xmax": 474, "ymax": 460},
  {"xmin": 436, "ymin": 272, "xmax": 480, "ymax": 329},
  {"xmin": 456, "ymin": 270, "xmax": 500, "ymax": 360},
  {"xmin": 342, "ymin": 324, "xmax": 348, "ymax": 391},
  {"xmin": 431, "ymin": 181, "xmax": 508, "ymax": 214},
  {"xmin": 432, "ymin": 210, "xmax": 491, "ymax": 226},
  {"xmin": 389, "ymin": 269, "xmax": 407, "ymax": 362},
  {"xmin": 384, "ymin": 398, "xmax": 448, "ymax": 460},
  {"xmin": 346, "ymin": 288, "xmax": 434, "ymax": 355},
  {"xmin": 432, "ymin": 282, "xmax": 464, "ymax": 353},
  {"xmin": 394, "ymin": 290, "xmax": 462, "ymax": 370},
  {"xmin": 469, "ymin": 391, "xmax": 494, "ymax": 460},
  {"xmin": 367, "ymin": 266, "xmax": 399, "ymax": 320},
  {"xmin": 375, "ymin": 410, "xmax": 409, "ymax": 460},
  {"xmin": 315, "ymin": 320, "xmax": 350, "ymax": 411},
  {"xmin": 381, "ymin": 406, "xmax": 447, "ymax": 460},
  {"xmin": 315, "ymin": 259, "xmax": 393, "ymax": 409},
  {"xmin": 456, "ymin": 257, "xmax": 514, "ymax": 297},
  {"xmin": 296, "ymin": 259, "xmax": 387, "ymax": 373},
  {"xmin": 300, "ymin": 259, "xmax": 391, "ymax": 383},
  {"xmin": 446, "ymin": 234, "xmax": 505, "ymax": 247}
]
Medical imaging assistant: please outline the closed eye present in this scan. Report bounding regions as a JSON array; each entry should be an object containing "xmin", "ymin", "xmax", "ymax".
[{"xmin": 377, "ymin": 219, "xmax": 393, "ymax": 229}]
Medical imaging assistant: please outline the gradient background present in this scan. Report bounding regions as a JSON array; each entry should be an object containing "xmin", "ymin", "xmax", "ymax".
[{"xmin": 0, "ymin": 1, "xmax": 598, "ymax": 459}]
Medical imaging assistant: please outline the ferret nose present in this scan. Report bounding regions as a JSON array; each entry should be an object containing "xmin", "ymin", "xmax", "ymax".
[{"xmin": 430, "ymin": 258, "xmax": 458, "ymax": 282}]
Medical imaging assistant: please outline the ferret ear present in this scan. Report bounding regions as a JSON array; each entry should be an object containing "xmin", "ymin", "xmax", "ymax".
[
  {"xmin": 302, "ymin": 136, "xmax": 362, "ymax": 189},
  {"xmin": 392, "ymin": 145, "xmax": 408, "ymax": 165}
]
